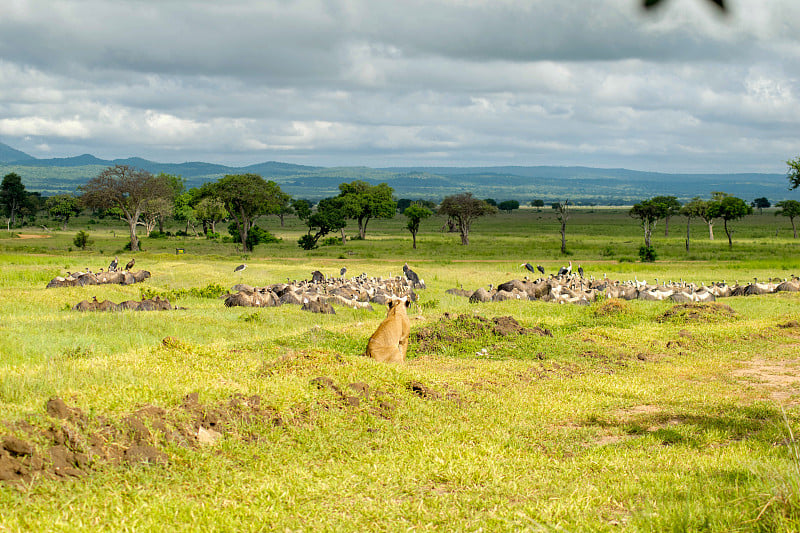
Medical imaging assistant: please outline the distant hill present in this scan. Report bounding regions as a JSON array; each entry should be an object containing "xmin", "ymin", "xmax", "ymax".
[
  {"xmin": 0, "ymin": 142, "xmax": 792, "ymax": 204},
  {"xmin": 0, "ymin": 142, "xmax": 36, "ymax": 163}
]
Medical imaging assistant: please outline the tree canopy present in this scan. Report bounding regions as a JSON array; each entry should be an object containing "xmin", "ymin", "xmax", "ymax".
[
  {"xmin": 79, "ymin": 165, "xmax": 173, "ymax": 251},
  {"xmin": 207, "ymin": 173, "xmax": 287, "ymax": 252},
  {"xmin": 0, "ymin": 172, "xmax": 31, "ymax": 227},
  {"xmin": 403, "ymin": 203, "xmax": 433, "ymax": 249},
  {"xmin": 776, "ymin": 199, "xmax": 800, "ymax": 239},
  {"xmin": 297, "ymin": 197, "xmax": 347, "ymax": 250},
  {"xmin": 46, "ymin": 194, "xmax": 82, "ymax": 230},
  {"xmin": 787, "ymin": 156, "xmax": 800, "ymax": 190},
  {"xmin": 707, "ymin": 193, "xmax": 752, "ymax": 247},
  {"xmin": 630, "ymin": 199, "xmax": 668, "ymax": 248},
  {"xmin": 498, "ymin": 200, "xmax": 520, "ymax": 213},
  {"xmin": 337, "ymin": 180, "xmax": 396, "ymax": 239},
  {"xmin": 438, "ymin": 193, "xmax": 496, "ymax": 245}
]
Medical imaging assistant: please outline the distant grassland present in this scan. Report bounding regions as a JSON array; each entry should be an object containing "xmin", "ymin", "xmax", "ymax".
[{"xmin": 1, "ymin": 209, "xmax": 800, "ymax": 530}]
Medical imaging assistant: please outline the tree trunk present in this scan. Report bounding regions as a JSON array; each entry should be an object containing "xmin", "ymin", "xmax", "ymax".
[
  {"xmin": 708, "ymin": 220, "xmax": 714, "ymax": 240},
  {"xmin": 560, "ymin": 221, "xmax": 567, "ymax": 253},
  {"xmin": 279, "ymin": 213, "xmax": 285, "ymax": 227},
  {"xmin": 411, "ymin": 230, "xmax": 417, "ymax": 249},
  {"xmin": 238, "ymin": 210, "xmax": 250, "ymax": 252},
  {"xmin": 211, "ymin": 220, "xmax": 216, "ymax": 234},
  {"xmin": 128, "ymin": 218, "xmax": 139, "ymax": 252},
  {"xmin": 724, "ymin": 219, "xmax": 732, "ymax": 248},
  {"xmin": 157, "ymin": 216, "xmax": 164, "ymax": 233},
  {"xmin": 459, "ymin": 219, "xmax": 469, "ymax": 245},
  {"xmin": 340, "ymin": 227, "xmax": 346, "ymax": 244},
  {"xmin": 664, "ymin": 215, "xmax": 670, "ymax": 237},
  {"xmin": 685, "ymin": 217, "xmax": 691, "ymax": 252},
  {"xmin": 793, "ymin": 218, "xmax": 798, "ymax": 239},
  {"xmin": 62, "ymin": 220, "xmax": 68, "ymax": 231},
  {"xmin": 644, "ymin": 222, "xmax": 652, "ymax": 248}
]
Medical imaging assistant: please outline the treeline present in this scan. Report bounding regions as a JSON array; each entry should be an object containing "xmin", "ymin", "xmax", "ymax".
[{"xmin": 3, "ymin": 163, "xmax": 800, "ymax": 256}]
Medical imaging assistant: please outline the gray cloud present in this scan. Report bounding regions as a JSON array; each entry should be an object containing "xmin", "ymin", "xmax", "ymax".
[{"xmin": 0, "ymin": 0, "xmax": 797, "ymax": 172}]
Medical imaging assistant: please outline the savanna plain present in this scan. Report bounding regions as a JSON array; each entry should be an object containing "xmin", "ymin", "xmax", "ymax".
[{"xmin": 2, "ymin": 208, "xmax": 800, "ymax": 531}]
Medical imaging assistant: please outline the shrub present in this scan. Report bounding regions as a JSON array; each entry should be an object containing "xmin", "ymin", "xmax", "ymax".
[
  {"xmin": 321, "ymin": 237, "xmax": 340, "ymax": 246},
  {"xmin": 73, "ymin": 230, "xmax": 92, "ymax": 250},
  {"xmin": 600, "ymin": 245, "xmax": 615, "ymax": 257},
  {"xmin": 148, "ymin": 231, "xmax": 167, "ymax": 239},
  {"xmin": 638, "ymin": 245, "xmax": 657, "ymax": 262},
  {"xmin": 298, "ymin": 234, "xmax": 317, "ymax": 250}
]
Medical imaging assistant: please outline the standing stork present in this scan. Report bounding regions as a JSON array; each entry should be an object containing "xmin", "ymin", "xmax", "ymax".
[
  {"xmin": 577, "ymin": 265, "xmax": 584, "ymax": 279},
  {"xmin": 557, "ymin": 260, "xmax": 573, "ymax": 277},
  {"xmin": 108, "ymin": 256, "xmax": 119, "ymax": 272},
  {"xmin": 537, "ymin": 265, "xmax": 545, "ymax": 276},
  {"xmin": 521, "ymin": 263, "xmax": 536, "ymax": 275},
  {"xmin": 234, "ymin": 264, "xmax": 246, "ymax": 273}
]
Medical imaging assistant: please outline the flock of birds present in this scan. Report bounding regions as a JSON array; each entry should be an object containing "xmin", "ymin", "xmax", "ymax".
[
  {"xmin": 224, "ymin": 263, "xmax": 425, "ymax": 313},
  {"xmin": 452, "ymin": 261, "xmax": 800, "ymax": 305}
]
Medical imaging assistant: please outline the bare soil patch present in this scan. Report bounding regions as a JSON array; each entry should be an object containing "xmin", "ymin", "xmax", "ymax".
[
  {"xmin": 732, "ymin": 358, "xmax": 800, "ymax": 405},
  {"xmin": 657, "ymin": 302, "xmax": 737, "ymax": 323}
]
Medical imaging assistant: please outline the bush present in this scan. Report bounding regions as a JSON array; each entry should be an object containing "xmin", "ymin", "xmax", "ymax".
[
  {"xmin": 205, "ymin": 231, "xmax": 221, "ymax": 240},
  {"xmin": 246, "ymin": 226, "xmax": 280, "ymax": 249},
  {"xmin": 600, "ymin": 245, "xmax": 615, "ymax": 257},
  {"xmin": 638, "ymin": 245, "xmax": 658, "ymax": 262},
  {"xmin": 298, "ymin": 234, "xmax": 317, "ymax": 250},
  {"xmin": 148, "ymin": 231, "xmax": 167, "ymax": 239},
  {"xmin": 321, "ymin": 236, "xmax": 341, "ymax": 246},
  {"xmin": 73, "ymin": 230, "xmax": 92, "ymax": 250}
]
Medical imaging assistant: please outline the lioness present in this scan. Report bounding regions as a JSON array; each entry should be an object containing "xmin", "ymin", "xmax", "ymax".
[{"xmin": 365, "ymin": 297, "xmax": 411, "ymax": 363}]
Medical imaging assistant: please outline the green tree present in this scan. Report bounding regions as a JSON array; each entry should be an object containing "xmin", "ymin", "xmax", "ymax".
[
  {"xmin": 438, "ymin": 193, "xmax": 497, "ymax": 245},
  {"xmin": 208, "ymin": 174, "xmax": 285, "ymax": 252},
  {"xmin": 0, "ymin": 172, "xmax": 31, "ymax": 228},
  {"xmin": 337, "ymin": 181, "xmax": 396, "ymax": 239},
  {"xmin": 194, "ymin": 196, "xmax": 228, "ymax": 235},
  {"xmin": 498, "ymin": 200, "xmax": 520, "ymax": 213},
  {"xmin": 403, "ymin": 203, "xmax": 433, "ymax": 249},
  {"xmin": 649, "ymin": 195, "xmax": 681, "ymax": 236},
  {"xmin": 751, "ymin": 197, "xmax": 770, "ymax": 214},
  {"xmin": 297, "ymin": 197, "xmax": 347, "ymax": 249},
  {"xmin": 707, "ymin": 193, "xmax": 752, "ymax": 248},
  {"xmin": 46, "ymin": 194, "xmax": 82, "ymax": 230},
  {"xmin": 484, "ymin": 198, "xmax": 498, "ymax": 207},
  {"xmin": 553, "ymin": 199, "xmax": 571, "ymax": 253},
  {"xmin": 73, "ymin": 230, "xmax": 92, "ymax": 250},
  {"xmin": 776, "ymin": 200, "xmax": 800, "ymax": 238},
  {"xmin": 630, "ymin": 199, "xmax": 667, "ymax": 248},
  {"xmin": 78, "ymin": 165, "xmax": 173, "ymax": 252},
  {"xmin": 530, "ymin": 199, "xmax": 545, "ymax": 211}
]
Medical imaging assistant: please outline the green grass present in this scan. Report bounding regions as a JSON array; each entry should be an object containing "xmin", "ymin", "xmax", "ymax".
[{"xmin": 2, "ymin": 210, "xmax": 800, "ymax": 530}]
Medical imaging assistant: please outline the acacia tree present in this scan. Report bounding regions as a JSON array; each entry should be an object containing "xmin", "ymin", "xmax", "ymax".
[
  {"xmin": 0, "ymin": 172, "xmax": 30, "ymax": 228},
  {"xmin": 752, "ymin": 197, "xmax": 770, "ymax": 214},
  {"xmin": 296, "ymin": 197, "xmax": 347, "ymax": 249},
  {"xmin": 776, "ymin": 200, "xmax": 800, "ymax": 238},
  {"xmin": 650, "ymin": 195, "xmax": 681, "ymax": 236},
  {"xmin": 45, "ymin": 194, "xmax": 82, "ymax": 230},
  {"xmin": 707, "ymin": 193, "xmax": 752, "ymax": 248},
  {"xmin": 630, "ymin": 199, "xmax": 666, "ymax": 248},
  {"xmin": 680, "ymin": 197, "xmax": 707, "ymax": 252},
  {"xmin": 438, "ymin": 193, "xmax": 497, "ymax": 245},
  {"xmin": 79, "ymin": 165, "xmax": 172, "ymax": 251},
  {"xmin": 403, "ymin": 203, "xmax": 433, "ymax": 249},
  {"xmin": 337, "ymin": 180, "xmax": 396, "ymax": 239},
  {"xmin": 194, "ymin": 196, "xmax": 228, "ymax": 235},
  {"xmin": 553, "ymin": 199, "xmax": 571, "ymax": 253},
  {"xmin": 209, "ymin": 174, "xmax": 288, "ymax": 252},
  {"xmin": 498, "ymin": 200, "xmax": 520, "ymax": 213}
]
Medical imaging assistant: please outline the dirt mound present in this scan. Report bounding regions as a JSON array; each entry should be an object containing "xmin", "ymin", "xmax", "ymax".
[
  {"xmin": 657, "ymin": 302, "xmax": 737, "ymax": 323},
  {"xmin": 593, "ymin": 298, "xmax": 632, "ymax": 317},
  {"xmin": 0, "ymin": 394, "xmax": 283, "ymax": 484},
  {"xmin": 411, "ymin": 313, "xmax": 551, "ymax": 354}
]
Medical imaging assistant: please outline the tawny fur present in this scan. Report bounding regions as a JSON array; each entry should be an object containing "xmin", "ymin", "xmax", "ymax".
[{"xmin": 365, "ymin": 297, "xmax": 410, "ymax": 363}]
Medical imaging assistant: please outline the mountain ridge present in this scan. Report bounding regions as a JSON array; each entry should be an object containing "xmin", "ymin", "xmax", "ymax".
[{"xmin": 0, "ymin": 141, "xmax": 792, "ymax": 204}]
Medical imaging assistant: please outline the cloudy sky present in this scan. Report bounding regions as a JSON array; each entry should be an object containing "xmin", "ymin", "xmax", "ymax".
[{"xmin": 0, "ymin": 0, "xmax": 798, "ymax": 172}]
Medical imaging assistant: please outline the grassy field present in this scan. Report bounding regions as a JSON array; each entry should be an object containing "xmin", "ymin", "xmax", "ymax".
[{"xmin": 2, "ymin": 208, "xmax": 800, "ymax": 531}]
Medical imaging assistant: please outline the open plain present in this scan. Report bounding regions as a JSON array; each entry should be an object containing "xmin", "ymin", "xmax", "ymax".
[{"xmin": 2, "ymin": 208, "xmax": 800, "ymax": 531}]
